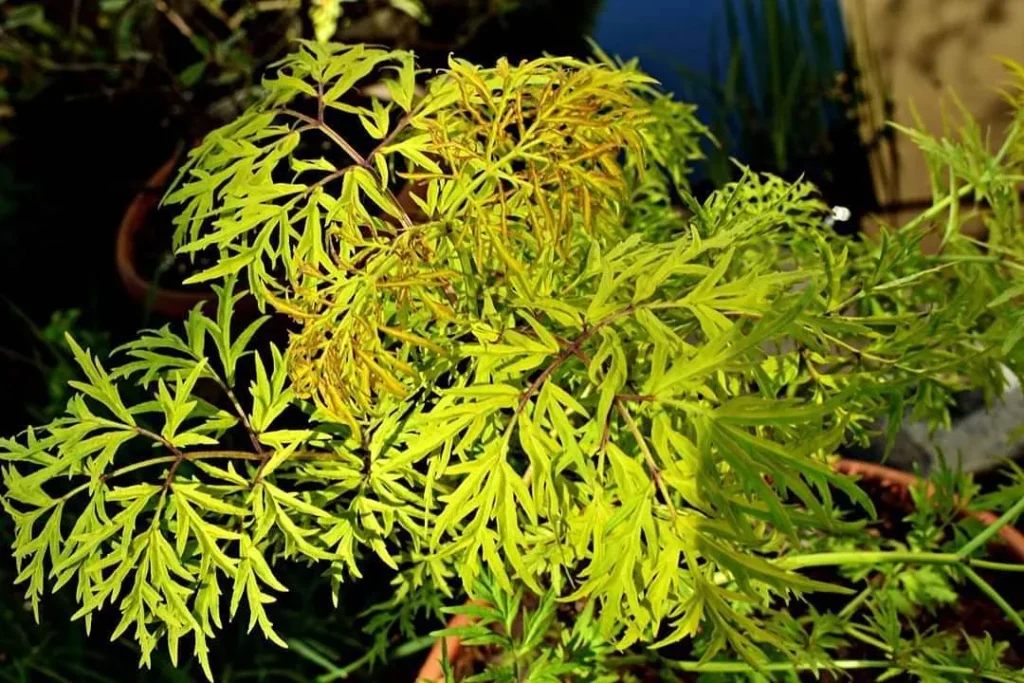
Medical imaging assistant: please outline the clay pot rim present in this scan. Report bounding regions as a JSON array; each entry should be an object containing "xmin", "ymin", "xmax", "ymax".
[
  {"xmin": 114, "ymin": 144, "xmax": 217, "ymax": 319},
  {"xmin": 415, "ymin": 457, "xmax": 1024, "ymax": 682},
  {"xmin": 832, "ymin": 458, "xmax": 1024, "ymax": 558}
]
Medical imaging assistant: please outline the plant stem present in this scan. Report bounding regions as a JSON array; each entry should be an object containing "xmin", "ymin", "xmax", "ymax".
[
  {"xmin": 281, "ymin": 109, "xmax": 366, "ymax": 165},
  {"xmin": 898, "ymin": 183, "xmax": 973, "ymax": 235},
  {"xmin": 218, "ymin": 379, "xmax": 265, "ymax": 456},
  {"xmin": 837, "ymin": 583, "xmax": 876, "ymax": 620},
  {"xmin": 957, "ymin": 494, "xmax": 1024, "ymax": 558},
  {"xmin": 961, "ymin": 565, "xmax": 1024, "ymax": 633},
  {"xmin": 367, "ymin": 110, "xmax": 414, "ymax": 161},
  {"xmin": 512, "ymin": 304, "xmax": 637, "ymax": 420},
  {"xmin": 781, "ymin": 548, "xmax": 1024, "ymax": 635},
  {"xmin": 843, "ymin": 624, "xmax": 892, "ymax": 653},
  {"xmin": 778, "ymin": 551, "xmax": 960, "ymax": 570},
  {"xmin": 55, "ymin": 452, "xmax": 261, "ymax": 506},
  {"xmin": 993, "ymin": 118, "xmax": 1021, "ymax": 166},
  {"xmin": 664, "ymin": 660, "xmax": 888, "ymax": 673},
  {"xmin": 49, "ymin": 449, "xmax": 346, "ymax": 509},
  {"xmin": 969, "ymin": 558, "xmax": 1024, "ymax": 572},
  {"xmin": 646, "ymin": 658, "xmax": 998, "ymax": 678},
  {"xmin": 819, "ymin": 331, "xmax": 920, "ymax": 373},
  {"xmin": 615, "ymin": 399, "xmax": 677, "ymax": 519},
  {"xmin": 130, "ymin": 424, "xmax": 190, "ymax": 490},
  {"xmin": 54, "ymin": 455, "xmax": 172, "ymax": 507}
]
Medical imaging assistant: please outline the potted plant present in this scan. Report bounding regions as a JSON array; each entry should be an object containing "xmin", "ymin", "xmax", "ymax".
[
  {"xmin": 0, "ymin": 306, "xmax": 111, "ymax": 424},
  {"xmin": 1, "ymin": 43, "xmax": 1022, "ymax": 683},
  {"xmin": 1, "ymin": 0, "xmax": 433, "ymax": 318}
]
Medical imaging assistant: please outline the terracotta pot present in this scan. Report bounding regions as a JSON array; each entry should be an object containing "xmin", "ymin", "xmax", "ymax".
[
  {"xmin": 116, "ymin": 148, "xmax": 217, "ymax": 319},
  {"xmin": 116, "ymin": 147, "xmax": 264, "ymax": 319},
  {"xmin": 415, "ymin": 458, "xmax": 1024, "ymax": 681},
  {"xmin": 416, "ymin": 610, "xmax": 478, "ymax": 683}
]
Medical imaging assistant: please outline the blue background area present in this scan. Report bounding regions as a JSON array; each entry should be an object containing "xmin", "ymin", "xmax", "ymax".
[{"xmin": 590, "ymin": 0, "xmax": 848, "ymax": 119}]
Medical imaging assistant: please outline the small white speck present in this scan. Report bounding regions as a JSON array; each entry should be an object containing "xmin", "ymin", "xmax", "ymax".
[{"xmin": 831, "ymin": 206, "xmax": 851, "ymax": 222}]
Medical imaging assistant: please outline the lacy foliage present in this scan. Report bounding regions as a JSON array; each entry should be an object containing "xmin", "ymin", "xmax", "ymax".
[{"xmin": 3, "ymin": 44, "xmax": 1024, "ymax": 680}]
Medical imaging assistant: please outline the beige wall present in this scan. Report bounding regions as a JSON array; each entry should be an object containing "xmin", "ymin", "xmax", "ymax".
[{"xmin": 842, "ymin": 0, "xmax": 1024, "ymax": 208}]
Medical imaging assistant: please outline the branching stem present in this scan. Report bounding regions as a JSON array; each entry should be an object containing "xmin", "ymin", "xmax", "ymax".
[
  {"xmin": 131, "ymin": 425, "xmax": 189, "ymax": 490},
  {"xmin": 289, "ymin": 87, "xmax": 420, "ymax": 232},
  {"xmin": 957, "ymin": 494, "xmax": 1024, "ymax": 559},
  {"xmin": 282, "ymin": 108, "xmax": 366, "ymax": 166},
  {"xmin": 898, "ymin": 183, "xmax": 973, "ymax": 235},
  {"xmin": 215, "ymin": 378, "xmax": 265, "ymax": 456},
  {"xmin": 514, "ymin": 304, "xmax": 638, "ymax": 419},
  {"xmin": 608, "ymin": 655, "xmax": 1009, "ymax": 680},
  {"xmin": 615, "ymin": 399, "xmax": 676, "ymax": 519},
  {"xmin": 52, "ymin": 449, "xmax": 340, "ymax": 508},
  {"xmin": 961, "ymin": 565, "xmax": 1024, "ymax": 632},
  {"xmin": 781, "ymin": 549, "xmax": 1024, "ymax": 634}
]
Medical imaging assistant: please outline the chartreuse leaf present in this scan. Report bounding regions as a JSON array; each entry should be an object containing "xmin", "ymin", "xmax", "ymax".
[
  {"xmin": 231, "ymin": 534, "xmax": 288, "ymax": 649},
  {"xmin": 249, "ymin": 344, "xmax": 293, "ymax": 433},
  {"xmin": 156, "ymin": 360, "xmax": 207, "ymax": 443},
  {"xmin": 65, "ymin": 334, "xmax": 135, "ymax": 425},
  {"xmin": 114, "ymin": 275, "xmax": 266, "ymax": 392}
]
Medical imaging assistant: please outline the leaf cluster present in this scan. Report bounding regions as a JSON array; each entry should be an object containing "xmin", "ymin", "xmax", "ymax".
[{"xmin": 2, "ymin": 45, "xmax": 1024, "ymax": 682}]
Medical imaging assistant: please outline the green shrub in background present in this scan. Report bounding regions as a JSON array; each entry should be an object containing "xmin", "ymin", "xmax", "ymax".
[
  {"xmin": 0, "ymin": 1, "xmax": 553, "ymax": 147},
  {"xmin": 0, "ymin": 0, "xmax": 432, "ymax": 139},
  {"xmin": 1, "ymin": 43, "xmax": 1023, "ymax": 681},
  {"xmin": 0, "ymin": 307, "xmax": 110, "ymax": 422}
]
